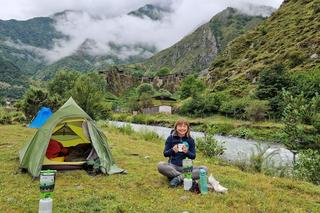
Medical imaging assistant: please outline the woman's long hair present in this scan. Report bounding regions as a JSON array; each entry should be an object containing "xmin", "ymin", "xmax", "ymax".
[{"xmin": 173, "ymin": 119, "xmax": 191, "ymax": 137}]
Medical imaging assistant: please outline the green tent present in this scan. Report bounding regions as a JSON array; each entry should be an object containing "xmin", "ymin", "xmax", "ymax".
[{"xmin": 19, "ymin": 97, "xmax": 124, "ymax": 177}]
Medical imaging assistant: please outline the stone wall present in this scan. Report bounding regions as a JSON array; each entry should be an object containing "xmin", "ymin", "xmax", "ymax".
[{"xmin": 99, "ymin": 67, "xmax": 187, "ymax": 94}]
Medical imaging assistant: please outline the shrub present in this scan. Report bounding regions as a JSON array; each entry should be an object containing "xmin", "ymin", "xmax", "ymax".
[
  {"xmin": 117, "ymin": 124, "xmax": 134, "ymax": 135},
  {"xmin": 132, "ymin": 114, "xmax": 149, "ymax": 124},
  {"xmin": 178, "ymin": 96, "xmax": 206, "ymax": 116},
  {"xmin": 294, "ymin": 149, "xmax": 320, "ymax": 185},
  {"xmin": 138, "ymin": 129, "xmax": 161, "ymax": 141},
  {"xmin": 0, "ymin": 108, "xmax": 12, "ymax": 124},
  {"xmin": 179, "ymin": 75, "xmax": 206, "ymax": 99},
  {"xmin": 197, "ymin": 134, "xmax": 225, "ymax": 157},
  {"xmin": 231, "ymin": 127, "xmax": 254, "ymax": 139},
  {"xmin": 136, "ymin": 83, "xmax": 155, "ymax": 97},
  {"xmin": 0, "ymin": 108, "xmax": 26, "ymax": 124},
  {"xmin": 287, "ymin": 51, "xmax": 306, "ymax": 68},
  {"xmin": 245, "ymin": 100, "xmax": 270, "ymax": 121},
  {"xmin": 203, "ymin": 92, "xmax": 227, "ymax": 114},
  {"xmin": 220, "ymin": 97, "xmax": 249, "ymax": 119},
  {"xmin": 234, "ymin": 143, "xmax": 279, "ymax": 174}
]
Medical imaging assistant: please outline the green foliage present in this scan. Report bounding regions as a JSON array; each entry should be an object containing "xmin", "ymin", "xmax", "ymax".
[
  {"xmin": 136, "ymin": 83, "xmax": 155, "ymax": 97},
  {"xmin": 117, "ymin": 124, "xmax": 134, "ymax": 135},
  {"xmin": 294, "ymin": 149, "xmax": 320, "ymax": 185},
  {"xmin": 197, "ymin": 124, "xmax": 225, "ymax": 157},
  {"xmin": 197, "ymin": 134, "xmax": 225, "ymax": 157},
  {"xmin": 282, "ymin": 91, "xmax": 320, "ymax": 151},
  {"xmin": 220, "ymin": 97, "xmax": 250, "ymax": 119},
  {"xmin": 245, "ymin": 100, "xmax": 270, "ymax": 121},
  {"xmin": 290, "ymin": 68, "xmax": 320, "ymax": 100},
  {"xmin": 17, "ymin": 87, "xmax": 62, "ymax": 120},
  {"xmin": 179, "ymin": 96, "xmax": 205, "ymax": 116},
  {"xmin": 127, "ymin": 96, "xmax": 140, "ymax": 112},
  {"xmin": 179, "ymin": 75, "xmax": 206, "ymax": 99},
  {"xmin": 287, "ymin": 50, "xmax": 306, "ymax": 68},
  {"xmin": 256, "ymin": 64, "xmax": 290, "ymax": 99},
  {"xmin": 203, "ymin": 92, "xmax": 227, "ymax": 114},
  {"xmin": 71, "ymin": 72, "xmax": 107, "ymax": 119},
  {"xmin": 155, "ymin": 67, "xmax": 170, "ymax": 76},
  {"xmin": 234, "ymin": 143, "xmax": 279, "ymax": 174},
  {"xmin": 138, "ymin": 128, "xmax": 161, "ymax": 141},
  {"xmin": 255, "ymin": 64, "xmax": 290, "ymax": 118},
  {"xmin": 249, "ymin": 144, "xmax": 278, "ymax": 173},
  {"xmin": 156, "ymin": 89, "xmax": 172, "ymax": 97},
  {"xmin": 48, "ymin": 70, "xmax": 80, "ymax": 99},
  {"xmin": 0, "ymin": 108, "xmax": 12, "ymax": 124},
  {"xmin": 1, "ymin": 111, "xmax": 25, "ymax": 125},
  {"xmin": 139, "ymin": 93, "xmax": 153, "ymax": 109},
  {"xmin": 231, "ymin": 127, "xmax": 254, "ymax": 139},
  {"xmin": 0, "ymin": 57, "xmax": 28, "ymax": 99},
  {"xmin": 0, "ymin": 96, "xmax": 5, "ymax": 106},
  {"xmin": 0, "ymin": 17, "xmax": 63, "ymax": 49},
  {"xmin": 208, "ymin": 0, "xmax": 320, "ymax": 92},
  {"xmin": 132, "ymin": 114, "xmax": 150, "ymax": 124}
]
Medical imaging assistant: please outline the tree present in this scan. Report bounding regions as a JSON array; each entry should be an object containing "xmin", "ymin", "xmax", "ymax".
[
  {"xmin": 245, "ymin": 100, "xmax": 270, "ymax": 121},
  {"xmin": 156, "ymin": 67, "xmax": 170, "ymax": 76},
  {"xmin": 282, "ymin": 91, "xmax": 320, "ymax": 151},
  {"xmin": 18, "ymin": 87, "xmax": 61, "ymax": 120},
  {"xmin": 0, "ymin": 96, "xmax": 5, "ymax": 106},
  {"xmin": 71, "ymin": 72, "xmax": 106, "ymax": 119},
  {"xmin": 139, "ymin": 93, "xmax": 153, "ymax": 109},
  {"xmin": 179, "ymin": 75, "xmax": 206, "ymax": 99},
  {"xmin": 256, "ymin": 64, "xmax": 290, "ymax": 118},
  {"xmin": 136, "ymin": 83, "xmax": 155, "ymax": 97},
  {"xmin": 48, "ymin": 70, "xmax": 80, "ymax": 99}
]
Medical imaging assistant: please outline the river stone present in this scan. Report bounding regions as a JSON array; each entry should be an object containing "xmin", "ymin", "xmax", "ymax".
[
  {"xmin": 180, "ymin": 195, "xmax": 189, "ymax": 201},
  {"xmin": 310, "ymin": 53, "xmax": 319, "ymax": 59}
]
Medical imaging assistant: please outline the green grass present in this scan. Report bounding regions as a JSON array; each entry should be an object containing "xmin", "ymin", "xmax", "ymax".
[{"xmin": 1, "ymin": 124, "xmax": 320, "ymax": 212}]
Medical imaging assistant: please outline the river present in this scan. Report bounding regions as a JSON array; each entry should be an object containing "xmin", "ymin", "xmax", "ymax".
[{"xmin": 108, "ymin": 121, "xmax": 294, "ymax": 167}]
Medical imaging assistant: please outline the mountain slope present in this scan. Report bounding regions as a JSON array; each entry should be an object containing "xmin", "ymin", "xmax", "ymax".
[
  {"xmin": 0, "ymin": 17, "xmax": 65, "ymax": 75},
  {"xmin": 207, "ymin": 0, "xmax": 320, "ymax": 87},
  {"xmin": 128, "ymin": 4, "xmax": 171, "ymax": 20},
  {"xmin": 0, "ymin": 57, "xmax": 28, "ymax": 99},
  {"xmin": 0, "ymin": 17, "xmax": 64, "ymax": 48},
  {"xmin": 143, "ymin": 7, "xmax": 266, "ymax": 74}
]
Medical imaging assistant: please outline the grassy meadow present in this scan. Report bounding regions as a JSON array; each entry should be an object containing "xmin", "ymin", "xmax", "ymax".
[{"xmin": 0, "ymin": 124, "xmax": 319, "ymax": 213}]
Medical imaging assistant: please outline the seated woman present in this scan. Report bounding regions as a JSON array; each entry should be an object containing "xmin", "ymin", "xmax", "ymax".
[{"xmin": 157, "ymin": 119, "xmax": 208, "ymax": 187}]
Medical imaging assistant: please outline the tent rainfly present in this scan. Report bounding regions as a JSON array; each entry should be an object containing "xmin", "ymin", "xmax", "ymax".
[{"xmin": 19, "ymin": 97, "xmax": 124, "ymax": 177}]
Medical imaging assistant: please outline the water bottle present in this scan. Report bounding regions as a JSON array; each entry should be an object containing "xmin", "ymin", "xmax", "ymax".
[
  {"xmin": 199, "ymin": 169, "xmax": 208, "ymax": 194},
  {"xmin": 182, "ymin": 158, "xmax": 193, "ymax": 191},
  {"xmin": 39, "ymin": 197, "xmax": 53, "ymax": 213}
]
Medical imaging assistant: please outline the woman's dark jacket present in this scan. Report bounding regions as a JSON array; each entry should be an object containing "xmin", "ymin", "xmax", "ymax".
[{"xmin": 163, "ymin": 131, "xmax": 196, "ymax": 166}]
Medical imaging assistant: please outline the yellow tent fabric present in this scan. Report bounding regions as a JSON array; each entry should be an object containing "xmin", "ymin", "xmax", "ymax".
[
  {"xmin": 43, "ymin": 156, "xmax": 85, "ymax": 165},
  {"xmin": 51, "ymin": 119, "xmax": 90, "ymax": 147}
]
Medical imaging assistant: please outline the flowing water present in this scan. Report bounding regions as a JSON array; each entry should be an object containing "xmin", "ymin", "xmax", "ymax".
[{"xmin": 108, "ymin": 121, "xmax": 294, "ymax": 166}]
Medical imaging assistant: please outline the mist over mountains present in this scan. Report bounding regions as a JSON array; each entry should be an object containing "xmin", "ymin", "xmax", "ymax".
[{"xmin": 0, "ymin": 0, "xmax": 279, "ymax": 98}]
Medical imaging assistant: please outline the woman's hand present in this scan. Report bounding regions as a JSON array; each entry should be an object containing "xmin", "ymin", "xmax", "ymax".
[
  {"xmin": 182, "ymin": 145, "xmax": 188, "ymax": 153},
  {"xmin": 172, "ymin": 145, "xmax": 179, "ymax": 153}
]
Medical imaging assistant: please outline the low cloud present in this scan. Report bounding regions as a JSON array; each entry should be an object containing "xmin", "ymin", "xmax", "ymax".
[{"xmin": 1, "ymin": 0, "xmax": 283, "ymax": 63}]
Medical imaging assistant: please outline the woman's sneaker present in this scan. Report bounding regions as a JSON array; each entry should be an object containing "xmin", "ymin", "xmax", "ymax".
[
  {"xmin": 208, "ymin": 174, "xmax": 228, "ymax": 193},
  {"xmin": 169, "ymin": 175, "xmax": 183, "ymax": 187}
]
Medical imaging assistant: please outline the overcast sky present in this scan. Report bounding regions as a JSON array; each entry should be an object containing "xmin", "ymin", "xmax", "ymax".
[{"xmin": 0, "ymin": 0, "xmax": 284, "ymax": 63}]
